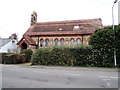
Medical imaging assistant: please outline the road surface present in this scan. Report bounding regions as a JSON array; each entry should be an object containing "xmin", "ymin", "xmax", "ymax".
[{"xmin": 2, "ymin": 65, "xmax": 119, "ymax": 88}]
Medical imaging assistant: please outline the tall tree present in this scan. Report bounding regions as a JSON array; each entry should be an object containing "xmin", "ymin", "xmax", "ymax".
[{"xmin": 89, "ymin": 25, "xmax": 120, "ymax": 67}]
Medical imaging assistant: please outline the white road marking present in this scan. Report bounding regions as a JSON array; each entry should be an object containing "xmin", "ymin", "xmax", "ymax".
[
  {"xmin": 107, "ymin": 83, "xmax": 111, "ymax": 87},
  {"xmin": 103, "ymin": 79, "xmax": 111, "ymax": 87},
  {"xmin": 33, "ymin": 71, "xmax": 48, "ymax": 73},
  {"xmin": 40, "ymin": 72, "xmax": 48, "ymax": 73},
  {"xmin": 99, "ymin": 76, "xmax": 118, "ymax": 79},
  {"xmin": 64, "ymin": 73, "xmax": 81, "ymax": 76},
  {"xmin": 103, "ymin": 79, "xmax": 111, "ymax": 81},
  {"xmin": 99, "ymin": 76, "xmax": 118, "ymax": 88}
]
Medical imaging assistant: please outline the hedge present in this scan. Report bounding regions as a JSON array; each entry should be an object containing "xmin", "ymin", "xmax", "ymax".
[
  {"xmin": 1, "ymin": 53, "xmax": 27, "ymax": 64},
  {"xmin": 21, "ymin": 49, "xmax": 33, "ymax": 62},
  {"xmin": 31, "ymin": 47, "xmax": 115, "ymax": 67}
]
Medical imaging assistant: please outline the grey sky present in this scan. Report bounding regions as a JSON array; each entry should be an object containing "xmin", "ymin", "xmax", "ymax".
[{"xmin": 0, "ymin": 0, "xmax": 119, "ymax": 39}]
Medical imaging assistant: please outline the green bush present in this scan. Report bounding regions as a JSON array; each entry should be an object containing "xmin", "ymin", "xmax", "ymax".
[
  {"xmin": 22, "ymin": 49, "xmax": 33, "ymax": 62},
  {"xmin": 117, "ymin": 51, "xmax": 120, "ymax": 67},
  {"xmin": 0, "ymin": 53, "xmax": 6, "ymax": 64},
  {"xmin": 89, "ymin": 25, "xmax": 120, "ymax": 67},
  {"xmin": 51, "ymin": 47, "xmax": 76, "ymax": 66},
  {"xmin": 31, "ymin": 48, "xmax": 52, "ymax": 65},
  {"xmin": 31, "ymin": 47, "xmax": 115, "ymax": 67},
  {"xmin": 2, "ymin": 53, "xmax": 27, "ymax": 64}
]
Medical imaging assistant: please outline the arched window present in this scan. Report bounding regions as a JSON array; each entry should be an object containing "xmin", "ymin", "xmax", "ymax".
[
  {"xmin": 87, "ymin": 38, "xmax": 90, "ymax": 45},
  {"xmin": 45, "ymin": 39, "xmax": 49, "ymax": 47},
  {"xmin": 60, "ymin": 39, "xmax": 64, "ymax": 47},
  {"xmin": 54, "ymin": 39, "xmax": 58, "ymax": 46},
  {"xmin": 70, "ymin": 39, "xmax": 74, "ymax": 47},
  {"xmin": 40, "ymin": 39, "xmax": 43, "ymax": 47},
  {"xmin": 76, "ymin": 39, "xmax": 81, "ymax": 46}
]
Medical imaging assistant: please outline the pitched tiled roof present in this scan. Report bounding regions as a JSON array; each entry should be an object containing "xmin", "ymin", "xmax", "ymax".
[
  {"xmin": 24, "ymin": 35, "xmax": 36, "ymax": 45},
  {"xmin": 25, "ymin": 24, "xmax": 96, "ymax": 36},
  {"xmin": 24, "ymin": 18, "xmax": 103, "ymax": 36},
  {"xmin": 17, "ymin": 35, "xmax": 36, "ymax": 45},
  {"xmin": 18, "ymin": 18, "xmax": 103, "ymax": 45},
  {"xmin": 0, "ymin": 38, "xmax": 11, "ymax": 48}
]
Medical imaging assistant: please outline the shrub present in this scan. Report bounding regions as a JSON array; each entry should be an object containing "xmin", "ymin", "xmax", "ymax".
[
  {"xmin": 22, "ymin": 49, "xmax": 33, "ymax": 62},
  {"xmin": 51, "ymin": 47, "xmax": 76, "ymax": 66},
  {"xmin": 0, "ymin": 53, "xmax": 6, "ymax": 64},
  {"xmin": 2, "ymin": 53, "xmax": 27, "ymax": 64},
  {"xmin": 31, "ymin": 48, "xmax": 52, "ymax": 65},
  {"xmin": 31, "ymin": 47, "xmax": 115, "ymax": 67}
]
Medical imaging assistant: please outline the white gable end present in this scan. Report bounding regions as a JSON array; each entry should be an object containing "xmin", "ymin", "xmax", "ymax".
[{"xmin": 0, "ymin": 40, "xmax": 18, "ymax": 53}]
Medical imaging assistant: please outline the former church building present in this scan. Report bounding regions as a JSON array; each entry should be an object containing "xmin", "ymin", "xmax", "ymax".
[{"xmin": 17, "ymin": 11, "xmax": 103, "ymax": 51}]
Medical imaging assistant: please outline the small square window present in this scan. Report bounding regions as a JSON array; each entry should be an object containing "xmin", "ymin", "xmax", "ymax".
[
  {"xmin": 12, "ymin": 40, "xmax": 15, "ymax": 44},
  {"xmin": 59, "ymin": 28, "xmax": 63, "ymax": 31},
  {"xmin": 74, "ymin": 26, "xmax": 79, "ymax": 29}
]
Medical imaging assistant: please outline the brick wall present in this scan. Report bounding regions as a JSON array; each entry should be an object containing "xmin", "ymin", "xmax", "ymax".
[{"xmin": 31, "ymin": 35, "xmax": 91, "ymax": 49}]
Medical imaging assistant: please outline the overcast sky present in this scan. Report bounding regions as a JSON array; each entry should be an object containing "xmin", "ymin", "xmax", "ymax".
[{"xmin": 0, "ymin": 0, "xmax": 119, "ymax": 39}]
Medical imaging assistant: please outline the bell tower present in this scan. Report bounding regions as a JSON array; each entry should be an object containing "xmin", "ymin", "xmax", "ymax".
[{"xmin": 31, "ymin": 11, "xmax": 37, "ymax": 26}]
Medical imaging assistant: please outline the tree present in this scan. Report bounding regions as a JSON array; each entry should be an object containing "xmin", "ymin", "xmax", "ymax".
[
  {"xmin": 115, "ymin": 25, "xmax": 120, "ymax": 66},
  {"xmin": 89, "ymin": 25, "xmax": 120, "ymax": 67},
  {"xmin": 9, "ymin": 33, "xmax": 18, "ymax": 40}
]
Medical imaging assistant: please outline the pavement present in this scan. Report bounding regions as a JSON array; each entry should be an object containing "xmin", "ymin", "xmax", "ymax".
[
  {"xmin": 7, "ymin": 63, "xmax": 119, "ymax": 72},
  {"xmin": 29, "ymin": 65, "xmax": 119, "ymax": 72}
]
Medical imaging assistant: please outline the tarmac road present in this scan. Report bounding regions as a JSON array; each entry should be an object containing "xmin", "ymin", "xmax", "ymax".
[{"xmin": 2, "ymin": 64, "xmax": 119, "ymax": 88}]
